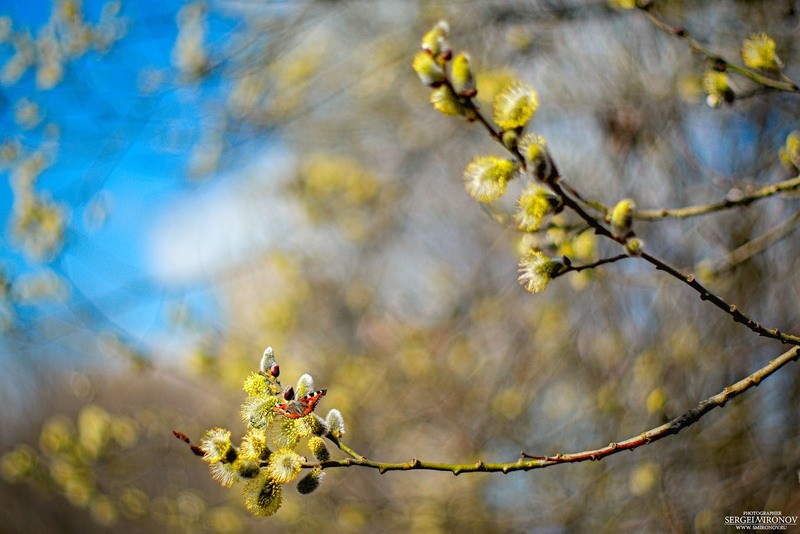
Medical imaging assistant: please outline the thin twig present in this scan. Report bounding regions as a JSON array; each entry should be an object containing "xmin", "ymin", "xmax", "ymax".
[{"xmin": 554, "ymin": 254, "xmax": 630, "ymax": 278}]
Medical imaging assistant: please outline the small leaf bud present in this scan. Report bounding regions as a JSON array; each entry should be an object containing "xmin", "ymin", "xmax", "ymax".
[
  {"xmin": 269, "ymin": 364, "xmax": 280, "ymax": 378},
  {"xmin": 625, "ymin": 238, "xmax": 643, "ymax": 256},
  {"xmin": 260, "ymin": 347, "xmax": 279, "ymax": 378}
]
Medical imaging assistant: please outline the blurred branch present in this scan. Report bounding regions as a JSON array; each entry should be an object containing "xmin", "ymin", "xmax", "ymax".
[
  {"xmin": 701, "ymin": 210, "xmax": 800, "ymax": 277},
  {"xmin": 305, "ymin": 347, "xmax": 800, "ymax": 474}
]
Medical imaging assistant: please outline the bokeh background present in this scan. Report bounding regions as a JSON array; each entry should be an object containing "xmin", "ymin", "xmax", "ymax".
[{"xmin": 1, "ymin": 0, "xmax": 799, "ymax": 532}]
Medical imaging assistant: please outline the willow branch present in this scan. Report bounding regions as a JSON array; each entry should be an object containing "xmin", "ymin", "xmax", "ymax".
[
  {"xmin": 547, "ymin": 181, "xmax": 800, "ymax": 345},
  {"xmin": 302, "ymin": 347, "xmax": 800, "ymax": 474},
  {"xmin": 640, "ymin": 5, "xmax": 799, "ymax": 93},
  {"xmin": 447, "ymin": 58, "xmax": 800, "ymax": 346}
]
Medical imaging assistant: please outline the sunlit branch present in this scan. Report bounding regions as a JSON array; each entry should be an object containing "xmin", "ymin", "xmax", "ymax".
[{"xmin": 304, "ymin": 347, "xmax": 800, "ymax": 474}]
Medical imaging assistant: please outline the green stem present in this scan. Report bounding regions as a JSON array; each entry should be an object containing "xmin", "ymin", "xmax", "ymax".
[{"xmin": 324, "ymin": 433, "xmax": 365, "ymax": 460}]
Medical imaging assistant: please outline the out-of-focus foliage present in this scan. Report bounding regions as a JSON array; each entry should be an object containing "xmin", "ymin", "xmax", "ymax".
[{"xmin": 2, "ymin": 0, "xmax": 800, "ymax": 531}]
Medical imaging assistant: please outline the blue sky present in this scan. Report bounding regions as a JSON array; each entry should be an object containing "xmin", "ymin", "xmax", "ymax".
[{"xmin": 0, "ymin": 0, "xmax": 230, "ymax": 356}]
